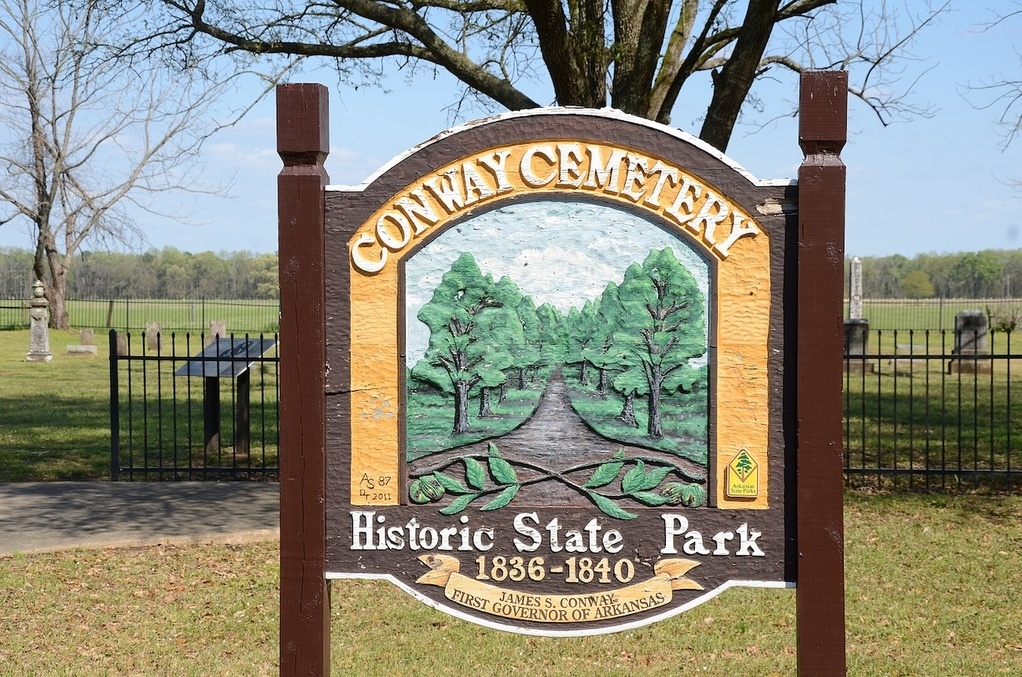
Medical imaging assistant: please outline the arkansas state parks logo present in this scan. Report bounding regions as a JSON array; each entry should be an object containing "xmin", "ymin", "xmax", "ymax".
[{"xmin": 323, "ymin": 108, "xmax": 794, "ymax": 636}]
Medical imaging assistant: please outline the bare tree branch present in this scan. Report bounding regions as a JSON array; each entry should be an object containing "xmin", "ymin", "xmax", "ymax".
[
  {"xmin": 95, "ymin": 0, "xmax": 948, "ymax": 156},
  {"xmin": 962, "ymin": 1, "xmax": 1022, "ymax": 152},
  {"xmin": 0, "ymin": 0, "xmax": 242, "ymax": 327}
]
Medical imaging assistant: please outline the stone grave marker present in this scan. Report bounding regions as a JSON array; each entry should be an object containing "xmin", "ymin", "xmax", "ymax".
[
  {"xmin": 949, "ymin": 310, "xmax": 991, "ymax": 374},
  {"xmin": 207, "ymin": 320, "xmax": 227, "ymax": 345},
  {"xmin": 66, "ymin": 328, "xmax": 98, "ymax": 356},
  {"xmin": 146, "ymin": 322, "xmax": 162, "ymax": 352},
  {"xmin": 25, "ymin": 280, "xmax": 52, "ymax": 363}
]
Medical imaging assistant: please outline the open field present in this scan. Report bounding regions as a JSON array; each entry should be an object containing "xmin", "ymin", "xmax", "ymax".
[
  {"xmin": 0, "ymin": 493, "xmax": 1020, "ymax": 675},
  {"xmin": 0, "ymin": 298, "xmax": 279, "ymax": 334},
  {"xmin": 853, "ymin": 298, "xmax": 1022, "ymax": 333}
]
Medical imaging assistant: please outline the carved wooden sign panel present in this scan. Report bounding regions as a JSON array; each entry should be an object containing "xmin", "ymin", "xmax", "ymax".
[{"xmin": 323, "ymin": 109, "xmax": 797, "ymax": 636}]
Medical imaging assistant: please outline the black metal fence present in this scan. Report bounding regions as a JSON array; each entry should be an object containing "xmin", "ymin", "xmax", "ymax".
[
  {"xmin": 1, "ymin": 297, "xmax": 279, "ymax": 333},
  {"xmin": 105, "ymin": 322, "xmax": 1022, "ymax": 491},
  {"xmin": 844, "ymin": 329, "xmax": 1020, "ymax": 490},
  {"xmin": 109, "ymin": 329, "xmax": 280, "ymax": 480}
]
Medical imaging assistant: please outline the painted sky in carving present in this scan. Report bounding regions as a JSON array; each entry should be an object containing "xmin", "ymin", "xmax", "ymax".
[{"xmin": 404, "ymin": 200, "xmax": 710, "ymax": 365}]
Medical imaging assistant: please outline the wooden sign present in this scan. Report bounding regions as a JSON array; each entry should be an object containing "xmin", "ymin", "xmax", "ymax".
[{"xmin": 277, "ymin": 72, "xmax": 847, "ymax": 675}]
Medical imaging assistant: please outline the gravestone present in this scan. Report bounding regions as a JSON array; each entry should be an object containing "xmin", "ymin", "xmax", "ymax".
[
  {"xmin": 843, "ymin": 257, "xmax": 872, "ymax": 372},
  {"xmin": 66, "ymin": 328, "xmax": 98, "ymax": 356},
  {"xmin": 25, "ymin": 280, "xmax": 52, "ymax": 363},
  {"xmin": 843, "ymin": 319, "xmax": 873, "ymax": 373},
  {"xmin": 848, "ymin": 257, "xmax": 863, "ymax": 320},
  {"xmin": 207, "ymin": 321, "xmax": 227, "ymax": 346},
  {"xmin": 146, "ymin": 322, "xmax": 162, "ymax": 352},
  {"xmin": 949, "ymin": 310, "xmax": 991, "ymax": 374}
]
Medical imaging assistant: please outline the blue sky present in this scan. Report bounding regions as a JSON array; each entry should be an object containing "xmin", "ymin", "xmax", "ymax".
[{"xmin": 0, "ymin": 1, "xmax": 1019, "ymax": 259}]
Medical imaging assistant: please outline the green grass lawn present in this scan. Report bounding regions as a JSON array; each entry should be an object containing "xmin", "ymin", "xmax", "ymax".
[
  {"xmin": 0, "ymin": 493, "xmax": 1019, "ymax": 675},
  {"xmin": 0, "ymin": 330, "xmax": 278, "ymax": 482},
  {"xmin": 0, "ymin": 330, "xmax": 112, "ymax": 480},
  {"xmin": 1, "ymin": 298, "xmax": 279, "ymax": 334},
  {"xmin": 844, "ymin": 358, "xmax": 1022, "ymax": 489},
  {"xmin": 857, "ymin": 298, "xmax": 1022, "ymax": 333}
]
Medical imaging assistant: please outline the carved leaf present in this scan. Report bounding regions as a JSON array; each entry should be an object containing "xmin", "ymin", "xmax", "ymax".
[
  {"xmin": 631, "ymin": 490, "xmax": 672, "ymax": 507},
  {"xmin": 584, "ymin": 460, "xmax": 625, "ymax": 488},
  {"xmin": 487, "ymin": 443, "xmax": 518, "ymax": 484},
  {"xmin": 464, "ymin": 457, "xmax": 487, "ymax": 490},
  {"xmin": 480, "ymin": 484, "xmax": 519, "ymax": 511},
  {"xmin": 433, "ymin": 471, "xmax": 469, "ymax": 494},
  {"xmin": 439, "ymin": 493, "xmax": 478, "ymax": 515},
  {"xmin": 587, "ymin": 491, "xmax": 637, "ymax": 520}
]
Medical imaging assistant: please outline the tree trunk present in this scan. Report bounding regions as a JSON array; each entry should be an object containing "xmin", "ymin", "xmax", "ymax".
[
  {"xmin": 479, "ymin": 387, "xmax": 494, "ymax": 417},
  {"xmin": 579, "ymin": 361, "xmax": 590, "ymax": 385},
  {"xmin": 610, "ymin": 0, "xmax": 671, "ymax": 115},
  {"xmin": 698, "ymin": 0, "xmax": 781, "ymax": 152},
  {"xmin": 524, "ymin": 0, "xmax": 607, "ymax": 108},
  {"xmin": 647, "ymin": 376, "xmax": 664, "ymax": 438},
  {"xmin": 34, "ymin": 239, "xmax": 71, "ymax": 329},
  {"xmin": 597, "ymin": 367, "xmax": 608, "ymax": 395},
  {"xmin": 453, "ymin": 381, "xmax": 471, "ymax": 434},
  {"xmin": 618, "ymin": 392, "xmax": 638, "ymax": 427},
  {"xmin": 498, "ymin": 382, "xmax": 508, "ymax": 403}
]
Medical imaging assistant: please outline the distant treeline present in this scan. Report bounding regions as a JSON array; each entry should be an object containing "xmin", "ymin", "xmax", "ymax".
[
  {"xmin": 849, "ymin": 250, "xmax": 1022, "ymax": 299},
  {"xmin": 2, "ymin": 246, "xmax": 1019, "ymax": 301},
  {"xmin": 0, "ymin": 247, "xmax": 278, "ymax": 299}
]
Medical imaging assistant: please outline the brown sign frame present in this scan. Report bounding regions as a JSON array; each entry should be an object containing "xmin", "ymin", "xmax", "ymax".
[{"xmin": 277, "ymin": 71, "xmax": 846, "ymax": 676}]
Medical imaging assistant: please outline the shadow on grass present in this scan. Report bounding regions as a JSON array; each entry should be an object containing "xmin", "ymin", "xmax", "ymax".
[
  {"xmin": 0, "ymin": 392, "xmax": 110, "ymax": 481},
  {"xmin": 844, "ymin": 369, "xmax": 1022, "ymax": 491}
]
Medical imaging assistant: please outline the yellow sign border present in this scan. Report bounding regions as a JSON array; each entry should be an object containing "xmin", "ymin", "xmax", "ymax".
[{"xmin": 344, "ymin": 140, "xmax": 772, "ymax": 509}]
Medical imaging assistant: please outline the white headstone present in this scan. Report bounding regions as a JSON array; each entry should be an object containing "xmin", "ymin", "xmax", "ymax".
[
  {"xmin": 26, "ymin": 280, "xmax": 52, "ymax": 363},
  {"xmin": 849, "ymin": 257, "xmax": 863, "ymax": 320}
]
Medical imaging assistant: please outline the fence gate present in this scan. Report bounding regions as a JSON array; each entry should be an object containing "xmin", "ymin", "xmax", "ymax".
[{"xmin": 108, "ymin": 329, "xmax": 280, "ymax": 480}]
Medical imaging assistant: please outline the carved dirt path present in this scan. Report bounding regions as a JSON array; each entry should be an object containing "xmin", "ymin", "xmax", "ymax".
[{"xmin": 409, "ymin": 370, "xmax": 706, "ymax": 505}]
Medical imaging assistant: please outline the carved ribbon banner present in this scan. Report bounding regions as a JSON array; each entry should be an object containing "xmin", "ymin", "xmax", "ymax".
[{"xmin": 417, "ymin": 554, "xmax": 703, "ymax": 623}]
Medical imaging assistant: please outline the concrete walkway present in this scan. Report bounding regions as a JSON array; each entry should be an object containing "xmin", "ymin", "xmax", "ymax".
[{"xmin": 0, "ymin": 482, "xmax": 279, "ymax": 556}]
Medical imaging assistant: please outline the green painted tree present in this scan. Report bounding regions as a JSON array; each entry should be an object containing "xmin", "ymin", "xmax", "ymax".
[
  {"xmin": 410, "ymin": 252, "xmax": 519, "ymax": 434},
  {"xmin": 563, "ymin": 298, "xmax": 601, "ymax": 385},
  {"xmin": 492, "ymin": 275, "xmax": 539, "ymax": 394},
  {"xmin": 582, "ymin": 280, "xmax": 622, "ymax": 396},
  {"xmin": 535, "ymin": 302, "xmax": 567, "ymax": 379},
  {"xmin": 612, "ymin": 248, "xmax": 706, "ymax": 438}
]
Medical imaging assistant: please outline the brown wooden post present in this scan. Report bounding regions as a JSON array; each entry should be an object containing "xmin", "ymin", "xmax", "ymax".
[
  {"xmin": 277, "ymin": 83, "xmax": 330, "ymax": 676},
  {"xmin": 796, "ymin": 70, "xmax": 847, "ymax": 675}
]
